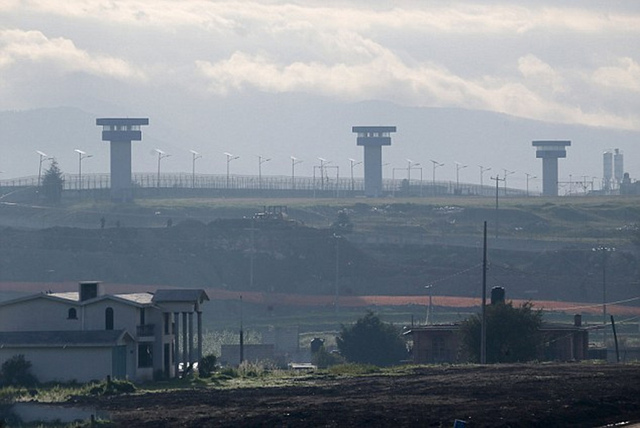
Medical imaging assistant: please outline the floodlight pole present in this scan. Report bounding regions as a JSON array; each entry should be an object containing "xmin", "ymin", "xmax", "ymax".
[
  {"xmin": 349, "ymin": 158, "xmax": 362, "ymax": 192},
  {"xmin": 190, "ymin": 150, "xmax": 202, "ymax": 188},
  {"xmin": 74, "ymin": 149, "xmax": 92, "ymax": 190},
  {"xmin": 155, "ymin": 149, "xmax": 170, "ymax": 188},
  {"xmin": 291, "ymin": 156, "xmax": 303, "ymax": 189},
  {"xmin": 37, "ymin": 151, "xmax": 53, "ymax": 188}
]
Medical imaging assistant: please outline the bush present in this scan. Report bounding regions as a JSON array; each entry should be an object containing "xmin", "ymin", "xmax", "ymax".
[
  {"xmin": 336, "ymin": 311, "xmax": 408, "ymax": 367},
  {"xmin": 312, "ymin": 347, "xmax": 344, "ymax": 369},
  {"xmin": 90, "ymin": 377, "xmax": 136, "ymax": 396},
  {"xmin": 198, "ymin": 354, "xmax": 218, "ymax": 378},
  {"xmin": 0, "ymin": 355, "xmax": 37, "ymax": 387}
]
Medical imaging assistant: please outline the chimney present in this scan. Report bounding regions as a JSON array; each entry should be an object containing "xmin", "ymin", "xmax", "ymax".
[{"xmin": 79, "ymin": 281, "xmax": 103, "ymax": 301}]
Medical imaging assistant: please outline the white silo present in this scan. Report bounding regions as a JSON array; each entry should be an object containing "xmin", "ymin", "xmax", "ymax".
[
  {"xmin": 614, "ymin": 149, "xmax": 624, "ymax": 186},
  {"xmin": 603, "ymin": 150, "xmax": 613, "ymax": 191}
]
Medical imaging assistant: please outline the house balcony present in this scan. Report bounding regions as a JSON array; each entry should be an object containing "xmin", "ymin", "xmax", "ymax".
[{"xmin": 137, "ymin": 324, "xmax": 156, "ymax": 339}]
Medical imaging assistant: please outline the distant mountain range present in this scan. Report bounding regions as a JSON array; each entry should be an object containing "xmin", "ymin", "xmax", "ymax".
[{"xmin": 2, "ymin": 96, "xmax": 639, "ymax": 191}]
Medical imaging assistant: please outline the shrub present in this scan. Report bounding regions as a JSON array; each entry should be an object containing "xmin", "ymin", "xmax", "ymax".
[
  {"xmin": 0, "ymin": 355, "xmax": 37, "ymax": 387},
  {"xmin": 336, "ymin": 311, "xmax": 408, "ymax": 367},
  {"xmin": 198, "ymin": 354, "xmax": 218, "ymax": 378},
  {"xmin": 312, "ymin": 347, "xmax": 344, "ymax": 369}
]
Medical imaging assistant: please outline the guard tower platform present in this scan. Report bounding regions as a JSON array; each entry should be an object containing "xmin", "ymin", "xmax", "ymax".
[
  {"xmin": 97, "ymin": 118, "xmax": 149, "ymax": 202},
  {"xmin": 532, "ymin": 140, "xmax": 571, "ymax": 196},
  {"xmin": 353, "ymin": 126, "xmax": 396, "ymax": 197}
]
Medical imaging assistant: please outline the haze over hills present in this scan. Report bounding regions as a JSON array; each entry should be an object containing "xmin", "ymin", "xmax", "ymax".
[{"xmin": 2, "ymin": 96, "xmax": 640, "ymax": 191}]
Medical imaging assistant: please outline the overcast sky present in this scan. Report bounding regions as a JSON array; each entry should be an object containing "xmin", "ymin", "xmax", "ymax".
[{"xmin": 1, "ymin": 1, "xmax": 639, "ymax": 188}]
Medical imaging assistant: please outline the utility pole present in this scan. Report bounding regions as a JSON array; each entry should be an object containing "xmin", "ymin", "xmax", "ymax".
[
  {"xmin": 491, "ymin": 175, "xmax": 505, "ymax": 238},
  {"xmin": 481, "ymin": 221, "xmax": 488, "ymax": 364}
]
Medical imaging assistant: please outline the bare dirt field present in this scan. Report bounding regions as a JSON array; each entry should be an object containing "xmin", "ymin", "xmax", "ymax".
[{"xmin": 71, "ymin": 363, "xmax": 640, "ymax": 427}]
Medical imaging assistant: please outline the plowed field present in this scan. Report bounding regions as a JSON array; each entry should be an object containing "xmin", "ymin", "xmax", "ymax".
[{"xmin": 71, "ymin": 363, "xmax": 640, "ymax": 427}]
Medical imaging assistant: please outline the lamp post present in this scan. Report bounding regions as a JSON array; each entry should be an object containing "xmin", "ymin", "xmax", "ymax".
[
  {"xmin": 74, "ymin": 149, "xmax": 92, "ymax": 190},
  {"xmin": 503, "ymin": 169, "xmax": 515, "ymax": 196},
  {"xmin": 291, "ymin": 156, "xmax": 303, "ymax": 189},
  {"xmin": 593, "ymin": 245, "xmax": 615, "ymax": 346},
  {"xmin": 36, "ymin": 150, "xmax": 53, "ymax": 187},
  {"xmin": 525, "ymin": 173, "xmax": 536, "ymax": 197},
  {"xmin": 408, "ymin": 161, "xmax": 422, "ymax": 197},
  {"xmin": 154, "ymin": 149, "xmax": 170, "ymax": 188},
  {"xmin": 348, "ymin": 158, "xmax": 362, "ymax": 192},
  {"xmin": 479, "ymin": 165, "xmax": 491, "ymax": 189},
  {"xmin": 455, "ymin": 162, "xmax": 467, "ymax": 194},
  {"xmin": 189, "ymin": 150, "xmax": 202, "ymax": 189},
  {"xmin": 430, "ymin": 160, "xmax": 444, "ymax": 195},
  {"xmin": 424, "ymin": 284, "xmax": 433, "ymax": 325},
  {"xmin": 224, "ymin": 152, "xmax": 239, "ymax": 189},
  {"xmin": 257, "ymin": 155, "xmax": 271, "ymax": 189}
]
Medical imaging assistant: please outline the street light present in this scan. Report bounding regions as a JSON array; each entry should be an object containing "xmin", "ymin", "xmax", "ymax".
[
  {"xmin": 36, "ymin": 150, "xmax": 53, "ymax": 187},
  {"xmin": 430, "ymin": 160, "xmax": 444, "ymax": 195},
  {"xmin": 479, "ymin": 165, "xmax": 491, "ymax": 189},
  {"xmin": 348, "ymin": 158, "xmax": 362, "ymax": 192},
  {"xmin": 503, "ymin": 169, "xmax": 515, "ymax": 196},
  {"xmin": 154, "ymin": 149, "xmax": 170, "ymax": 188},
  {"xmin": 224, "ymin": 152, "xmax": 239, "ymax": 189},
  {"xmin": 189, "ymin": 150, "xmax": 202, "ymax": 188},
  {"xmin": 425, "ymin": 284, "xmax": 433, "ymax": 325},
  {"xmin": 525, "ymin": 173, "xmax": 536, "ymax": 197},
  {"xmin": 455, "ymin": 162, "xmax": 467, "ymax": 194},
  {"xmin": 257, "ymin": 155, "xmax": 271, "ymax": 189},
  {"xmin": 291, "ymin": 156, "xmax": 303, "ymax": 189},
  {"xmin": 74, "ymin": 149, "xmax": 92, "ymax": 190},
  {"xmin": 592, "ymin": 245, "xmax": 615, "ymax": 346}
]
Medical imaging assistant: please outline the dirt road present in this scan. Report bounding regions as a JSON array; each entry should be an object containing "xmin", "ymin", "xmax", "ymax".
[{"xmin": 73, "ymin": 363, "xmax": 640, "ymax": 427}]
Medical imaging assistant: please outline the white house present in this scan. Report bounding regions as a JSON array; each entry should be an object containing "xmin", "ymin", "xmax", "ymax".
[{"xmin": 0, "ymin": 281, "xmax": 208, "ymax": 383}]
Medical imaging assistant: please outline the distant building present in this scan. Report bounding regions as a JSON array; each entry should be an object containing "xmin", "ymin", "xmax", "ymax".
[
  {"xmin": 0, "ymin": 282, "xmax": 208, "ymax": 382},
  {"xmin": 532, "ymin": 140, "xmax": 571, "ymax": 196},
  {"xmin": 96, "ymin": 118, "xmax": 149, "ymax": 202},
  {"xmin": 353, "ymin": 126, "xmax": 396, "ymax": 197},
  {"xmin": 405, "ymin": 315, "xmax": 589, "ymax": 364}
]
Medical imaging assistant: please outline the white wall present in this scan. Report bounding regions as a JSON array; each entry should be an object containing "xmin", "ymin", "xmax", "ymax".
[
  {"xmin": 0, "ymin": 298, "xmax": 79, "ymax": 331},
  {"xmin": 0, "ymin": 347, "xmax": 112, "ymax": 383}
]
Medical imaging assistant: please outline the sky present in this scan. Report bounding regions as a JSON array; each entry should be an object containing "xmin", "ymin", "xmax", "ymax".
[{"xmin": 1, "ymin": 1, "xmax": 640, "ymax": 189}]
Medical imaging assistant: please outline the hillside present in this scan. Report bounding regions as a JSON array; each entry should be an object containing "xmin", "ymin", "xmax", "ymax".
[{"xmin": 0, "ymin": 197, "xmax": 638, "ymax": 306}]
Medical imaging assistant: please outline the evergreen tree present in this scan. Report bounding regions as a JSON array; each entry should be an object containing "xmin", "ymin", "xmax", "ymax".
[{"xmin": 41, "ymin": 159, "xmax": 64, "ymax": 204}]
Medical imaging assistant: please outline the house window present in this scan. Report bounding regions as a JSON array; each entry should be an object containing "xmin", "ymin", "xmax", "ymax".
[
  {"xmin": 67, "ymin": 308, "xmax": 77, "ymax": 319},
  {"xmin": 138, "ymin": 344, "xmax": 153, "ymax": 368},
  {"xmin": 105, "ymin": 307, "xmax": 114, "ymax": 330},
  {"xmin": 163, "ymin": 313, "xmax": 170, "ymax": 335}
]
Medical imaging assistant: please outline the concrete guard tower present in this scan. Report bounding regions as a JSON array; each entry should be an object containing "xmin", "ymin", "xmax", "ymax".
[
  {"xmin": 352, "ymin": 126, "xmax": 396, "ymax": 197},
  {"xmin": 532, "ymin": 140, "xmax": 571, "ymax": 196},
  {"xmin": 96, "ymin": 118, "xmax": 149, "ymax": 202}
]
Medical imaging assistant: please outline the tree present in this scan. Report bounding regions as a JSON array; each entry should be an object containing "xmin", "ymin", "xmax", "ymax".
[
  {"xmin": 41, "ymin": 159, "xmax": 64, "ymax": 204},
  {"xmin": 336, "ymin": 311, "xmax": 407, "ymax": 366},
  {"xmin": 460, "ymin": 301, "xmax": 543, "ymax": 363},
  {"xmin": 0, "ymin": 354, "xmax": 37, "ymax": 386}
]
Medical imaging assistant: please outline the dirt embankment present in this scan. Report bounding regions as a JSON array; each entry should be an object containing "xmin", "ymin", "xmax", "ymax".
[{"xmin": 72, "ymin": 363, "xmax": 640, "ymax": 427}]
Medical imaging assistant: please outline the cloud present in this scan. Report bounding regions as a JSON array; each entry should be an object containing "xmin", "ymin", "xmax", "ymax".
[
  {"xmin": 592, "ymin": 57, "xmax": 640, "ymax": 93},
  {"xmin": 2, "ymin": 2, "xmax": 640, "ymax": 130},
  {"xmin": 0, "ymin": 29, "xmax": 146, "ymax": 81}
]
